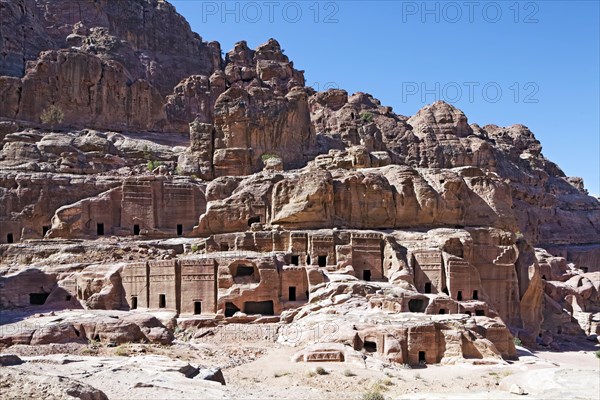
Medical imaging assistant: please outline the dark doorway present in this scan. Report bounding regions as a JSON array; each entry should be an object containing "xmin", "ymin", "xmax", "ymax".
[
  {"xmin": 225, "ymin": 302, "xmax": 240, "ymax": 317},
  {"xmin": 475, "ymin": 309, "xmax": 485, "ymax": 316},
  {"xmin": 159, "ymin": 294, "xmax": 166, "ymax": 308},
  {"xmin": 291, "ymin": 255, "xmax": 299, "ymax": 266},
  {"xmin": 306, "ymin": 255, "xmax": 311, "ymax": 265},
  {"xmin": 42, "ymin": 226, "xmax": 50, "ymax": 236},
  {"xmin": 65, "ymin": 295, "xmax": 72, "ymax": 301},
  {"xmin": 457, "ymin": 291, "xmax": 463, "ymax": 301},
  {"xmin": 194, "ymin": 301, "xmax": 202, "ymax": 315},
  {"xmin": 418, "ymin": 351, "xmax": 426, "ymax": 363},
  {"xmin": 408, "ymin": 299, "xmax": 427, "ymax": 313},
  {"xmin": 243, "ymin": 300, "xmax": 274, "ymax": 315},
  {"xmin": 541, "ymin": 275, "xmax": 547, "ymax": 280},
  {"xmin": 582, "ymin": 267, "xmax": 589, "ymax": 273},
  {"xmin": 466, "ymin": 311, "xmax": 472, "ymax": 316},
  {"xmin": 472, "ymin": 290, "xmax": 478, "ymax": 300},
  {"xmin": 177, "ymin": 224, "xmax": 183, "ymax": 236},
  {"xmin": 442, "ymin": 287, "xmax": 449, "ymax": 295},
  {"xmin": 97, "ymin": 223, "xmax": 104, "ymax": 236},
  {"xmin": 131, "ymin": 296, "xmax": 138, "ymax": 310},
  {"xmin": 439, "ymin": 309, "xmax": 446, "ymax": 314},
  {"xmin": 364, "ymin": 340, "xmax": 377, "ymax": 353},
  {"xmin": 247, "ymin": 216, "xmax": 260, "ymax": 226},
  {"xmin": 289, "ymin": 286, "xmax": 296, "ymax": 301},
  {"xmin": 318, "ymin": 255, "xmax": 327, "ymax": 267},
  {"xmin": 133, "ymin": 224, "xmax": 140, "ymax": 235},
  {"xmin": 29, "ymin": 293, "xmax": 49, "ymax": 305},
  {"xmin": 363, "ymin": 270, "xmax": 371, "ymax": 281},
  {"xmin": 424, "ymin": 282, "xmax": 432, "ymax": 294},
  {"xmin": 220, "ymin": 242, "xmax": 229, "ymax": 251},
  {"xmin": 235, "ymin": 266, "xmax": 254, "ymax": 277},
  {"xmin": 6, "ymin": 233, "xmax": 13, "ymax": 243}
]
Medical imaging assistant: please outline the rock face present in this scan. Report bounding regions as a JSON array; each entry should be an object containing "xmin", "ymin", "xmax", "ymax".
[
  {"xmin": 1, "ymin": 0, "xmax": 220, "ymax": 93},
  {"xmin": 1, "ymin": 0, "xmax": 600, "ymax": 376}
]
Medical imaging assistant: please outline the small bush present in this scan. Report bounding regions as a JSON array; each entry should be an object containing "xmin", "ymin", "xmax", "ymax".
[
  {"xmin": 513, "ymin": 337, "xmax": 523, "ymax": 347},
  {"xmin": 261, "ymin": 153, "xmax": 280, "ymax": 162},
  {"xmin": 147, "ymin": 160, "xmax": 163, "ymax": 172},
  {"xmin": 40, "ymin": 105, "xmax": 64, "ymax": 129},
  {"xmin": 360, "ymin": 111, "xmax": 373, "ymax": 123},
  {"xmin": 306, "ymin": 370, "xmax": 316, "ymax": 378},
  {"xmin": 361, "ymin": 390, "xmax": 385, "ymax": 400},
  {"xmin": 372, "ymin": 378, "xmax": 394, "ymax": 392},
  {"xmin": 114, "ymin": 345, "xmax": 129, "ymax": 357},
  {"xmin": 595, "ymin": 350, "xmax": 600, "ymax": 359},
  {"xmin": 190, "ymin": 244, "xmax": 199, "ymax": 253},
  {"xmin": 343, "ymin": 369, "xmax": 356, "ymax": 377},
  {"xmin": 315, "ymin": 366, "xmax": 328, "ymax": 375}
]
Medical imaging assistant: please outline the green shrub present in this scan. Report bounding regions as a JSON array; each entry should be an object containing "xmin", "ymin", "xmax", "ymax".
[
  {"xmin": 114, "ymin": 345, "xmax": 129, "ymax": 357},
  {"xmin": 147, "ymin": 160, "xmax": 163, "ymax": 172},
  {"xmin": 361, "ymin": 390, "xmax": 385, "ymax": 400},
  {"xmin": 343, "ymin": 369, "xmax": 356, "ymax": 377},
  {"xmin": 190, "ymin": 244, "xmax": 199, "ymax": 253},
  {"xmin": 261, "ymin": 153, "xmax": 280, "ymax": 162},
  {"xmin": 40, "ymin": 105, "xmax": 64, "ymax": 129},
  {"xmin": 360, "ymin": 111, "xmax": 373, "ymax": 123},
  {"xmin": 513, "ymin": 337, "xmax": 523, "ymax": 347},
  {"xmin": 595, "ymin": 350, "xmax": 600, "ymax": 358}
]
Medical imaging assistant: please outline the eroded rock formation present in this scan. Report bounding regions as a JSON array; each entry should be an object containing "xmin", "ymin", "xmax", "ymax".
[{"xmin": 1, "ymin": 0, "xmax": 599, "ymax": 374}]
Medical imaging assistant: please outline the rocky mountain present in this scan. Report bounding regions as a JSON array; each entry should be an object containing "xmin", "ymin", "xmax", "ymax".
[{"xmin": 0, "ymin": 0, "xmax": 599, "ymax": 393}]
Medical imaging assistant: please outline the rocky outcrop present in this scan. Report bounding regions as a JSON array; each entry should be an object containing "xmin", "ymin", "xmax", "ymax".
[
  {"xmin": 0, "ymin": 310, "xmax": 174, "ymax": 348},
  {"xmin": 197, "ymin": 164, "xmax": 516, "ymax": 234},
  {"xmin": 4, "ymin": 49, "xmax": 167, "ymax": 132},
  {"xmin": 1, "ymin": 0, "xmax": 220, "ymax": 95},
  {"xmin": 310, "ymin": 91, "xmax": 600, "ymax": 252}
]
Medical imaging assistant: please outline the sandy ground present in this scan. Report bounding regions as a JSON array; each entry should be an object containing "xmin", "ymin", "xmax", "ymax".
[{"xmin": 1, "ymin": 322, "xmax": 599, "ymax": 400}]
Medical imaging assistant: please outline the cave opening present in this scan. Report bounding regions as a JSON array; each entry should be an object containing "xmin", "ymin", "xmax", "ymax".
[
  {"xmin": 29, "ymin": 293, "xmax": 49, "ymax": 305},
  {"xmin": 363, "ymin": 270, "xmax": 371, "ymax": 281},
  {"xmin": 243, "ymin": 300, "xmax": 274, "ymax": 315},
  {"xmin": 424, "ymin": 282, "xmax": 432, "ymax": 294},
  {"xmin": 318, "ymin": 255, "xmax": 327, "ymax": 267},
  {"xmin": 408, "ymin": 298, "xmax": 427, "ymax": 313},
  {"xmin": 225, "ymin": 302, "xmax": 240, "ymax": 317},
  {"xmin": 364, "ymin": 340, "xmax": 377, "ymax": 353},
  {"xmin": 247, "ymin": 216, "xmax": 261, "ymax": 226}
]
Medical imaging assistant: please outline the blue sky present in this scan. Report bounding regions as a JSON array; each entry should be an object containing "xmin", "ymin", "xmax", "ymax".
[{"xmin": 171, "ymin": 0, "xmax": 600, "ymax": 195}]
